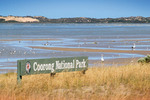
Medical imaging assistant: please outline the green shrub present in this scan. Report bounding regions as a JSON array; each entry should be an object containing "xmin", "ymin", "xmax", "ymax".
[{"xmin": 138, "ymin": 55, "xmax": 150, "ymax": 63}]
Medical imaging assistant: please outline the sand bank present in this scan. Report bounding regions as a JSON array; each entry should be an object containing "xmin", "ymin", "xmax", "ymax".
[
  {"xmin": 29, "ymin": 46, "xmax": 150, "ymax": 55},
  {"xmin": 121, "ymin": 39, "xmax": 150, "ymax": 42}
]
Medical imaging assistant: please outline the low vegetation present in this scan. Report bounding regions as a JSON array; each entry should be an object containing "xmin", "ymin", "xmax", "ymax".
[
  {"xmin": 1, "ymin": 16, "xmax": 150, "ymax": 23},
  {"xmin": 138, "ymin": 55, "xmax": 150, "ymax": 63},
  {"xmin": 0, "ymin": 64, "xmax": 150, "ymax": 100}
]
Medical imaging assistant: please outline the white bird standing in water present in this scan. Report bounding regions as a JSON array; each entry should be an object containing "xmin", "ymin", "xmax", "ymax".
[
  {"xmin": 132, "ymin": 43, "xmax": 136, "ymax": 49},
  {"xmin": 101, "ymin": 54, "xmax": 104, "ymax": 62}
]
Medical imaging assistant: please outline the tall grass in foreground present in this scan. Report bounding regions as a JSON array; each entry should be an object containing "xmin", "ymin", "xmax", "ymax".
[{"xmin": 0, "ymin": 64, "xmax": 150, "ymax": 100}]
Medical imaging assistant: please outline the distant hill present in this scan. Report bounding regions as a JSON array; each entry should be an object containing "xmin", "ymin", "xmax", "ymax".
[{"xmin": 0, "ymin": 16, "xmax": 150, "ymax": 23}]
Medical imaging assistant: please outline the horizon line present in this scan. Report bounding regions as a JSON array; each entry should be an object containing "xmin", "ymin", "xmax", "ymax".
[{"xmin": 1, "ymin": 15, "xmax": 150, "ymax": 19}]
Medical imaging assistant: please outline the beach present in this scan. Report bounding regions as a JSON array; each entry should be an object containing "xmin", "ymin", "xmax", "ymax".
[{"xmin": 0, "ymin": 23, "xmax": 150, "ymax": 73}]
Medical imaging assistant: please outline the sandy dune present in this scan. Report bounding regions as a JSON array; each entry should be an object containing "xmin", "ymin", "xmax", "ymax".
[{"xmin": 0, "ymin": 16, "xmax": 39, "ymax": 22}]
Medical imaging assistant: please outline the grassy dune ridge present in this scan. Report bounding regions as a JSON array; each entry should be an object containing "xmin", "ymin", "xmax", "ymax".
[{"xmin": 0, "ymin": 64, "xmax": 150, "ymax": 100}]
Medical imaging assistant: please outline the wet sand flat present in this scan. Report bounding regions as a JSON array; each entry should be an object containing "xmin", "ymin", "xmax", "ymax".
[
  {"xmin": 89, "ymin": 57, "xmax": 139, "ymax": 66},
  {"xmin": 121, "ymin": 39, "xmax": 150, "ymax": 42}
]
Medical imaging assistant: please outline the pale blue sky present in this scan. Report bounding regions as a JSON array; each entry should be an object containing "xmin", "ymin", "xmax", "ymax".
[{"xmin": 0, "ymin": 0, "xmax": 150, "ymax": 18}]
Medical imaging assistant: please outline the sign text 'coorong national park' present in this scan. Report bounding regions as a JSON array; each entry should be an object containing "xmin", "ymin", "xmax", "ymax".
[{"xmin": 17, "ymin": 56, "xmax": 88, "ymax": 82}]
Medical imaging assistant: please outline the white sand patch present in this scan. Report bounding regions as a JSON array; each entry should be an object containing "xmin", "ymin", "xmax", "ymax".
[{"xmin": 0, "ymin": 16, "xmax": 39, "ymax": 22}]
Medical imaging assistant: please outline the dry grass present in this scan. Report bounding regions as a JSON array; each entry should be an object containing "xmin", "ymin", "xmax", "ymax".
[{"xmin": 0, "ymin": 63, "xmax": 150, "ymax": 100}]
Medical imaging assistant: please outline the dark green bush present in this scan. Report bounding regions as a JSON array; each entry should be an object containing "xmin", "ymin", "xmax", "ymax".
[{"xmin": 138, "ymin": 55, "xmax": 150, "ymax": 63}]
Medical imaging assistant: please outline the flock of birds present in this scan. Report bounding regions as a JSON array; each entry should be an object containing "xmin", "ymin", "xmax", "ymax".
[
  {"xmin": 0, "ymin": 40, "xmax": 58, "ymax": 62},
  {"xmin": 8, "ymin": 49, "xmax": 36, "ymax": 55},
  {"xmin": 0, "ymin": 47, "xmax": 36, "ymax": 62},
  {"xmin": 0, "ymin": 41, "xmax": 51, "ymax": 57}
]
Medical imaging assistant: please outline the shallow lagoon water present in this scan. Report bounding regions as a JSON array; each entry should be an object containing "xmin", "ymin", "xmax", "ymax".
[{"xmin": 0, "ymin": 23, "xmax": 150, "ymax": 73}]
